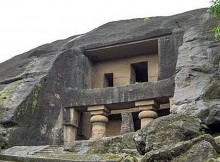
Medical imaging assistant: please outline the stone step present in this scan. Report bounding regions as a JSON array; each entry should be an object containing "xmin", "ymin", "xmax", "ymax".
[
  {"xmin": 0, "ymin": 154, "xmax": 118, "ymax": 162},
  {"xmin": 34, "ymin": 145, "xmax": 62, "ymax": 154}
]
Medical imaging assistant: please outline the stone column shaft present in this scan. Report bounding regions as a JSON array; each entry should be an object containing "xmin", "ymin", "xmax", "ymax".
[
  {"xmin": 90, "ymin": 115, "xmax": 108, "ymax": 139},
  {"xmin": 88, "ymin": 105, "xmax": 110, "ymax": 139}
]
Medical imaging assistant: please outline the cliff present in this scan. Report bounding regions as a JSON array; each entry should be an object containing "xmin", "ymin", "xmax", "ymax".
[{"xmin": 0, "ymin": 8, "xmax": 219, "ymax": 150}]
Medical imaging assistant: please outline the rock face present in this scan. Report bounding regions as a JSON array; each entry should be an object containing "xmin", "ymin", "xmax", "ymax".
[
  {"xmin": 171, "ymin": 8, "xmax": 220, "ymax": 128},
  {"xmin": 133, "ymin": 114, "xmax": 220, "ymax": 162},
  {"xmin": 0, "ymin": 36, "xmax": 84, "ymax": 146},
  {"xmin": 0, "ymin": 8, "xmax": 219, "ymax": 147},
  {"xmin": 140, "ymin": 134, "xmax": 220, "ymax": 162}
]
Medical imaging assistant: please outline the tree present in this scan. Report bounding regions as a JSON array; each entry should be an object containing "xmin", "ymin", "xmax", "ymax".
[{"xmin": 209, "ymin": 0, "xmax": 220, "ymax": 39}]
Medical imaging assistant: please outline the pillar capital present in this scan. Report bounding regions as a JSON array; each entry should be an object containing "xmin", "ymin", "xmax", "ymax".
[
  {"xmin": 88, "ymin": 105, "xmax": 110, "ymax": 116},
  {"xmin": 135, "ymin": 99, "xmax": 159, "ymax": 111}
]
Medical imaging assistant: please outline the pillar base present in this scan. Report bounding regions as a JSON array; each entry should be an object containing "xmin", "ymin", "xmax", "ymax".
[
  {"xmin": 64, "ymin": 124, "xmax": 77, "ymax": 146},
  {"xmin": 136, "ymin": 99, "xmax": 159, "ymax": 128}
]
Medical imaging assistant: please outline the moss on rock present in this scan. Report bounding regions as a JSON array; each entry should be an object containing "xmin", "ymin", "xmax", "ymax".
[
  {"xmin": 15, "ymin": 82, "xmax": 42, "ymax": 119},
  {"xmin": 140, "ymin": 134, "xmax": 220, "ymax": 162},
  {"xmin": 215, "ymin": 136, "xmax": 220, "ymax": 145},
  {"xmin": 213, "ymin": 55, "xmax": 220, "ymax": 66},
  {"xmin": 191, "ymin": 66, "xmax": 212, "ymax": 73},
  {"xmin": 0, "ymin": 137, "xmax": 8, "ymax": 149},
  {"xmin": 31, "ymin": 83, "xmax": 42, "ymax": 112},
  {"xmin": 133, "ymin": 114, "xmax": 203, "ymax": 155},
  {"xmin": 0, "ymin": 80, "xmax": 21, "ymax": 104},
  {"xmin": 67, "ymin": 133, "xmax": 137, "ymax": 155}
]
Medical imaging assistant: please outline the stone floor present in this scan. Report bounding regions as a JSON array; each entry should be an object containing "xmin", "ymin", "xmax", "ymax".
[{"xmin": 0, "ymin": 145, "xmax": 127, "ymax": 162}]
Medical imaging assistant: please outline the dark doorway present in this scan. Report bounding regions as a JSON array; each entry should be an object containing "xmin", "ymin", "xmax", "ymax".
[
  {"xmin": 131, "ymin": 61, "xmax": 148, "ymax": 83},
  {"xmin": 132, "ymin": 112, "xmax": 141, "ymax": 131}
]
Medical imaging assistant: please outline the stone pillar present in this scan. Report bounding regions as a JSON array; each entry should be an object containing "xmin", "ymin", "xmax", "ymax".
[
  {"xmin": 63, "ymin": 108, "xmax": 80, "ymax": 146},
  {"xmin": 64, "ymin": 124, "xmax": 77, "ymax": 146},
  {"xmin": 138, "ymin": 110, "xmax": 158, "ymax": 128},
  {"xmin": 90, "ymin": 115, "xmax": 108, "ymax": 138},
  {"xmin": 88, "ymin": 105, "xmax": 110, "ymax": 139},
  {"xmin": 121, "ymin": 112, "xmax": 135, "ymax": 134},
  {"xmin": 135, "ymin": 100, "xmax": 159, "ymax": 128},
  {"xmin": 169, "ymin": 97, "xmax": 173, "ymax": 109}
]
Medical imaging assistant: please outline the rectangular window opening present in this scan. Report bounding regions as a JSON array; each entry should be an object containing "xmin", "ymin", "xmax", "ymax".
[
  {"xmin": 104, "ymin": 73, "xmax": 113, "ymax": 87},
  {"xmin": 131, "ymin": 61, "xmax": 148, "ymax": 83}
]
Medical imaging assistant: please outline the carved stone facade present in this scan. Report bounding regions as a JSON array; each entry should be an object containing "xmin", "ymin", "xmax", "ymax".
[{"xmin": 64, "ymin": 32, "xmax": 183, "ymax": 145}]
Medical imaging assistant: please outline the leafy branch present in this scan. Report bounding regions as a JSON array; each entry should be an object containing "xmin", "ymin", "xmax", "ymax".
[{"xmin": 209, "ymin": 0, "xmax": 220, "ymax": 39}]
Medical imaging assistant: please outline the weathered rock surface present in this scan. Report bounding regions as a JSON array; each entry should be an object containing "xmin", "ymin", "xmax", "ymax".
[
  {"xmin": 140, "ymin": 134, "xmax": 220, "ymax": 162},
  {"xmin": 133, "ymin": 114, "xmax": 203, "ymax": 155},
  {"xmin": 198, "ymin": 105, "xmax": 220, "ymax": 132},
  {"xmin": 66, "ymin": 133, "xmax": 137, "ymax": 155},
  {"xmin": 171, "ymin": 8, "xmax": 220, "ymax": 130},
  {"xmin": 1, "ymin": 115, "xmax": 220, "ymax": 162},
  {"xmin": 0, "ymin": 36, "xmax": 82, "ymax": 146},
  {"xmin": 133, "ymin": 114, "xmax": 220, "ymax": 161},
  {"xmin": 0, "ymin": 134, "xmax": 138, "ymax": 161}
]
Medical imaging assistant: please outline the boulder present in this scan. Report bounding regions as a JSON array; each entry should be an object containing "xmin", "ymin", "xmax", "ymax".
[
  {"xmin": 198, "ymin": 105, "xmax": 220, "ymax": 132},
  {"xmin": 133, "ymin": 114, "xmax": 203, "ymax": 155},
  {"xmin": 171, "ymin": 7, "xmax": 220, "ymax": 123},
  {"xmin": 133, "ymin": 114, "xmax": 220, "ymax": 161},
  {"xmin": 140, "ymin": 134, "xmax": 220, "ymax": 162},
  {"xmin": 66, "ymin": 133, "xmax": 137, "ymax": 155}
]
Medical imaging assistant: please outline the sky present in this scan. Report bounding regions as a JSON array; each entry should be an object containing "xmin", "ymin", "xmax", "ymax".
[{"xmin": 0, "ymin": 0, "xmax": 210, "ymax": 63}]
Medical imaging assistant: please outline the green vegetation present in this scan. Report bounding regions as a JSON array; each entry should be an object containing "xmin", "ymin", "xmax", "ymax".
[
  {"xmin": 31, "ymin": 83, "xmax": 42, "ymax": 112},
  {"xmin": 0, "ymin": 92, "xmax": 7, "ymax": 100},
  {"xmin": 144, "ymin": 17, "xmax": 149, "ymax": 22},
  {"xmin": 16, "ymin": 83, "xmax": 42, "ymax": 118},
  {"xmin": 0, "ymin": 81, "xmax": 21, "ymax": 103},
  {"xmin": 209, "ymin": 0, "xmax": 220, "ymax": 39},
  {"xmin": 213, "ymin": 25, "xmax": 220, "ymax": 39},
  {"xmin": 0, "ymin": 137, "xmax": 8, "ymax": 149}
]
